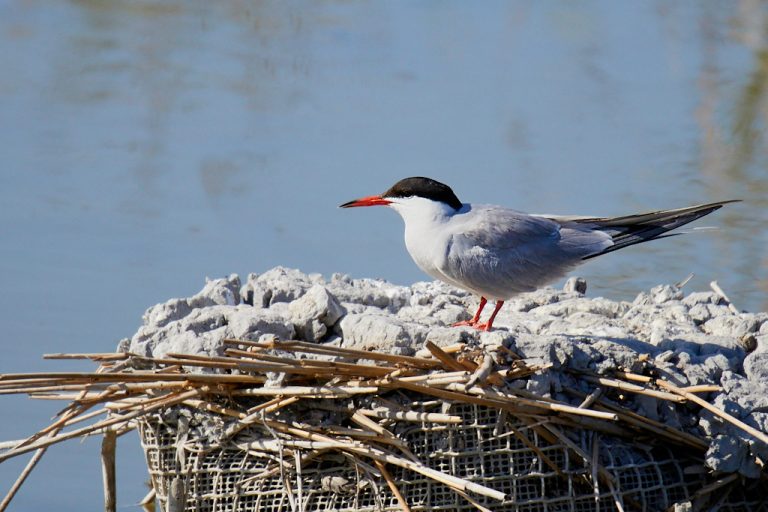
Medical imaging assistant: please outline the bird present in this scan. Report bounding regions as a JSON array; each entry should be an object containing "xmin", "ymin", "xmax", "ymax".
[{"xmin": 340, "ymin": 177, "xmax": 737, "ymax": 331}]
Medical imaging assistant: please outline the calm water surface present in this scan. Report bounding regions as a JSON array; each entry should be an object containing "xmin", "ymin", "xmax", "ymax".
[{"xmin": 1, "ymin": 1, "xmax": 767, "ymax": 510}]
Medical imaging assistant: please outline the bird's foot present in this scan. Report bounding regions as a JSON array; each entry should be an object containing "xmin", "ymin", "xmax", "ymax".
[{"xmin": 451, "ymin": 320, "xmax": 494, "ymax": 331}]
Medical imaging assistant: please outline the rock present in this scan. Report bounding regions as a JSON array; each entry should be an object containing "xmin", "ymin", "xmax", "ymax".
[
  {"xmin": 241, "ymin": 267, "xmax": 321, "ymax": 307},
  {"xmin": 546, "ymin": 312, "xmax": 631, "ymax": 338},
  {"xmin": 288, "ymin": 284, "xmax": 345, "ymax": 342},
  {"xmin": 156, "ymin": 327, "xmax": 229, "ymax": 360},
  {"xmin": 478, "ymin": 330, "xmax": 516, "ymax": 350},
  {"xmin": 116, "ymin": 337, "xmax": 131, "ymax": 353},
  {"xmin": 744, "ymin": 348, "xmax": 768, "ymax": 385},
  {"xmin": 703, "ymin": 315, "xmax": 760, "ymax": 338},
  {"xmin": 563, "ymin": 276, "xmax": 587, "ymax": 294},
  {"xmin": 337, "ymin": 313, "xmax": 425, "ymax": 355},
  {"xmin": 590, "ymin": 338, "xmax": 651, "ymax": 373},
  {"xmin": 397, "ymin": 291, "xmax": 470, "ymax": 327},
  {"xmin": 682, "ymin": 291, "xmax": 722, "ymax": 307},
  {"xmin": 740, "ymin": 334, "xmax": 758, "ymax": 353},
  {"xmin": 142, "ymin": 298, "xmax": 192, "ymax": 329},
  {"xmin": 705, "ymin": 435, "xmax": 748, "ymax": 474},
  {"xmin": 409, "ymin": 280, "xmax": 467, "ymax": 306},
  {"xmin": 532, "ymin": 297, "xmax": 629, "ymax": 319},
  {"xmin": 188, "ymin": 274, "xmax": 240, "ymax": 308},
  {"xmin": 227, "ymin": 307, "xmax": 295, "ymax": 341},
  {"xmin": 240, "ymin": 272, "xmax": 268, "ymax": 307},
  {"xmin": 648, "ymin": 284, "xmax": 684, "ymax": 304},
  {"xmin": 687, "ymin": 303, "xmax": 714, "ymax": 325},
  {"xmin": 327, "ymin": 277, "xmax": 411, "ymax": 310},
  {"xmin": 416, "ymin": 327, "xmax": 477, "ymax": 357},
  {"xmin": 677, "ymin": 353, "xmax": 731, "ymax": 385}
]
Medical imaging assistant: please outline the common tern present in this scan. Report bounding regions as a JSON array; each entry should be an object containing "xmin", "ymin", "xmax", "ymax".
[{"xmin": 341, "ymin": 177, "xmax": 736, "ymax": 331}]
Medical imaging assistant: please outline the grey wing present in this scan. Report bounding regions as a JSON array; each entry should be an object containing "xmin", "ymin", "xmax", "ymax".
[{"xmin": 441, "ymin": 206, "xmax": 611, "ymax": 299}]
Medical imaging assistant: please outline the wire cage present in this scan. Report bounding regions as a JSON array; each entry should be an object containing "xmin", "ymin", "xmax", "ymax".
[{"xmin": 138, "ymin": 399, "xmax": 767, "ymax": 512}]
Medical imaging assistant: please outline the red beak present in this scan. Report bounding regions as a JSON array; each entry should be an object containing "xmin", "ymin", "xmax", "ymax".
[{"xmin": 339, "ymin": 195, "xmax": 392, "ymax": 208}]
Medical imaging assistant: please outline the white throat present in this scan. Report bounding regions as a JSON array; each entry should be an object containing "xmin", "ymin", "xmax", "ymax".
[
  {"xmin": 387, "ymin": 196, "xmax": 458, "ymax": 226},
  {"xmin": 386, "ymin": 196, "xmax": 463, "ymax": 280}
]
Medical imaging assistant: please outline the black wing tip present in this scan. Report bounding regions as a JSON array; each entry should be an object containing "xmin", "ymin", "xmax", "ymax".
[
  {"xmin": 708, "ymin": 199, "xmax": 742, "ymax": 208},
  {"xmin": 580, "ymin": 199, "xmax": 740, "ymax": 261}
]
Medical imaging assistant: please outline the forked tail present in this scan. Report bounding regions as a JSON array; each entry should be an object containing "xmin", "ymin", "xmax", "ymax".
[{"xmin": 573, "ymin": 200, "xmax": 740, "ymax": 260}]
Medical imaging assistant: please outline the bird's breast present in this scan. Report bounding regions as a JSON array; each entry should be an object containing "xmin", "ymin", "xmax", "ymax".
[{"xmin": 403, "ymin": 224, "xmax": 451, "ymax": 279}]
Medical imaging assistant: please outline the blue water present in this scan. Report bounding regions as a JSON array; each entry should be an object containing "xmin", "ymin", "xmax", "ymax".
[{"xmin": 1, "ymin": 1, "xmax": 767, "ymax": 510}]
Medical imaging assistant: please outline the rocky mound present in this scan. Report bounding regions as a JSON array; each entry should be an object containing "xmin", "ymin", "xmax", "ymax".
[{"xmin": 119, "ymin": 266, "xmax": 768, "ymax": 477}]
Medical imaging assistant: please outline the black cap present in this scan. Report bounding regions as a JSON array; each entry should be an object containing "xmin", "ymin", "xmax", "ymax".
[{"xmin": 382, "ymin": 177, "xmax": 463, "ymax": 210}]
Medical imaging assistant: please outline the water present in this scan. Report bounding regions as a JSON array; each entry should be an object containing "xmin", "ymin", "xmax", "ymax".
[{"xmin": 1, "ymin": 1, "xmax": 767, "ymax": 509}]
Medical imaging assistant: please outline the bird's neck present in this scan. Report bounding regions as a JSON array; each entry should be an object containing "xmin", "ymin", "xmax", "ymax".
[
  {"xmin": 390, "ymin": 199, "xmax": 464, "ymax": 272},
  {"xmin": 390, "ymin": 197, "xmax": 460, "ymax": 229}
]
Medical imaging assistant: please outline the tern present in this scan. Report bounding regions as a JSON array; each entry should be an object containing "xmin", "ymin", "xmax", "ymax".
[{"xmin": 340, "ymin": 177, "xmax": 736, "ymax": 331}]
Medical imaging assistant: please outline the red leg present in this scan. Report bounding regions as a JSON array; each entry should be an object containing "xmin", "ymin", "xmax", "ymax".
[
  {"xmin": 452, "ymin": 297, "xmax": 487, "ymax": 327},
  {"xmin": 476, "ymin": 300, "xmax": 504, "ymax": 331}
]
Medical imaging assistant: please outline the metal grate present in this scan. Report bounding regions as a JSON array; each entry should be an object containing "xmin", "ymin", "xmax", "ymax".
[{"xmin": 139, "ymin": 402, "xmax": 767, "ymax": 512}]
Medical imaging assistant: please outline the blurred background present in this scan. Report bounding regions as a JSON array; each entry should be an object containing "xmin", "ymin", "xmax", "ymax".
[{"xmin": 1, "ymin": 1, "xmax": 767, "ymax": 510}]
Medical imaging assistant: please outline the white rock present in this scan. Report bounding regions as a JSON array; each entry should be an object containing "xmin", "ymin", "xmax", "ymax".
[
  {"xmin": 648, "ymin": 284, "xmax": 684, "ymax": 304},
  {"xmin": 337, "ymin": 313, "xmax": 425, "ymax": 354},
  {"xmin": 245, "ymin": 267, "xmax": 321, "ymax": 306},
  {"xmin": 744, "ymin": 348, "xmax": 768, "ymax": 385},
  {"xmin": 425, "ymin": 326, "xmax": 476, "ymax": 348},
  {"xmin": 327, "ymin": 277, "xmax": 408, "ymax": 310},
  {"xmin": 153, "ymin": 327, "xmax": 229, "ymax": 361},
  {"xmin": 188, "ymin": 274, "xmax": 240, "ymax": 308},
  {"xmin": 687, "ymin": 303, "xmax": 713, "ymax": 325},
  {"xmin": 562, "ymin": 276, "xmax": 587, "ymax": 294},
  {"xmin": 682, "ymin": 291, "xmax": 722, "ymax": 307},
  {"xmin": 703, "ymin": 315, "xmax": 760, "ymax": 338},
  {"xmin": 288, "ymin": 285, "xmax": 345, "ymax": 342},
  {"xmin": 142, "ymin": 298, "xmax": 192, "ymax": 328},
  {"xmin": 227, "ymin": 307, "xmax": 295, "ymax": 341}
]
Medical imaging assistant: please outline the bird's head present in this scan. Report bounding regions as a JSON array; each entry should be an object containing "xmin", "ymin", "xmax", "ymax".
[{"xmin": 340, "ymin": 177, "xmax": 463, "ymax": 219}]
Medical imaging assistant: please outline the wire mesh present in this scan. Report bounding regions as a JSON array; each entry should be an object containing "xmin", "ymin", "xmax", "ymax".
[{"xmin": 138, "ymin": 401, "xmax": 767, "ymax": 512}]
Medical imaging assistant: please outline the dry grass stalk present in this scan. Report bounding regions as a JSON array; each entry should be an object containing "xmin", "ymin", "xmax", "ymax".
[
  {"xmin": 543, "ymin": 423, "xmax": 615, "ymax": 485},
  {"xmin": 710, "ymin": 281, "xmax": 740, "ymax": 315},
  {"xmin": 101, "ymin": 429, "xmax": 117, "ymax": 512},
  {"xmin": 349, "ymin": 412, "xmax": 417, "ymax": 459},
  {"xmin": 224, "ymin": 338, "xmax": 441, "ymax": 369},
  {"xmin": 682, "ymin": 384, "xmax": 722, "ymax": 393},
  {"xmin": 504, "ymin": 422, "xmax": 563, "ymax": 475},
  {"xmin": 578, "ymin": 388, "xmax": 602, "ymax": 409},
  {"xmin": 446, "ymin": 383, "xmax": 618, "ymax": 421},
  {"xmin": 0, "ymin": 388, "xmax": 203, "ymax": 463},
  {"xmin": 436, "ymin": 343, "xmax": 467, "ymax": 354},
  {"xmin": 465, "ymin": 352, "xmax": 500, "ymax": 388},
  {"xmin": 0, "ymin": 426, "xmax": 63, "ymax": 512},
  {"xmin": 374, "ymin": 460, "xmax": 412, "ymax": 512},
  {"xmin": 692, "ymin": 473, "xmax": 740, "ymax": 499},
  {"xmin": 43, "ymin": 353, "xmax": 129, "ymax": 361},
  {"xmin": 356, "ymin": 407, "xmax": 463, "ymax": 424},
  {"xmin": 262, "ymin": 419, "xmax": 507, "ymax": 501},
  {"xmin": 580, "ymin": 374, "xmax": 686, "ymax": 403},
  {"xmin": 590, "ymin": 397, "xmax": 708, "ymax": 451},
  {"xmin": 613, "ymin": 370, "xmax": 652, "ymax": 383},
  {"xmin": 657, "ymin": 380, "xmax": 768, "ymax": 446},
  {"xmin": 232, "ymin": 385, "xmax": 378, "ymax": 397},
  {"xmin": 425, "ymin": 341, "xmax": 475, "ymax": 372},
  {"xmin": 2, "ymin": 337, "xmax": 761, "ymax": 510}
]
